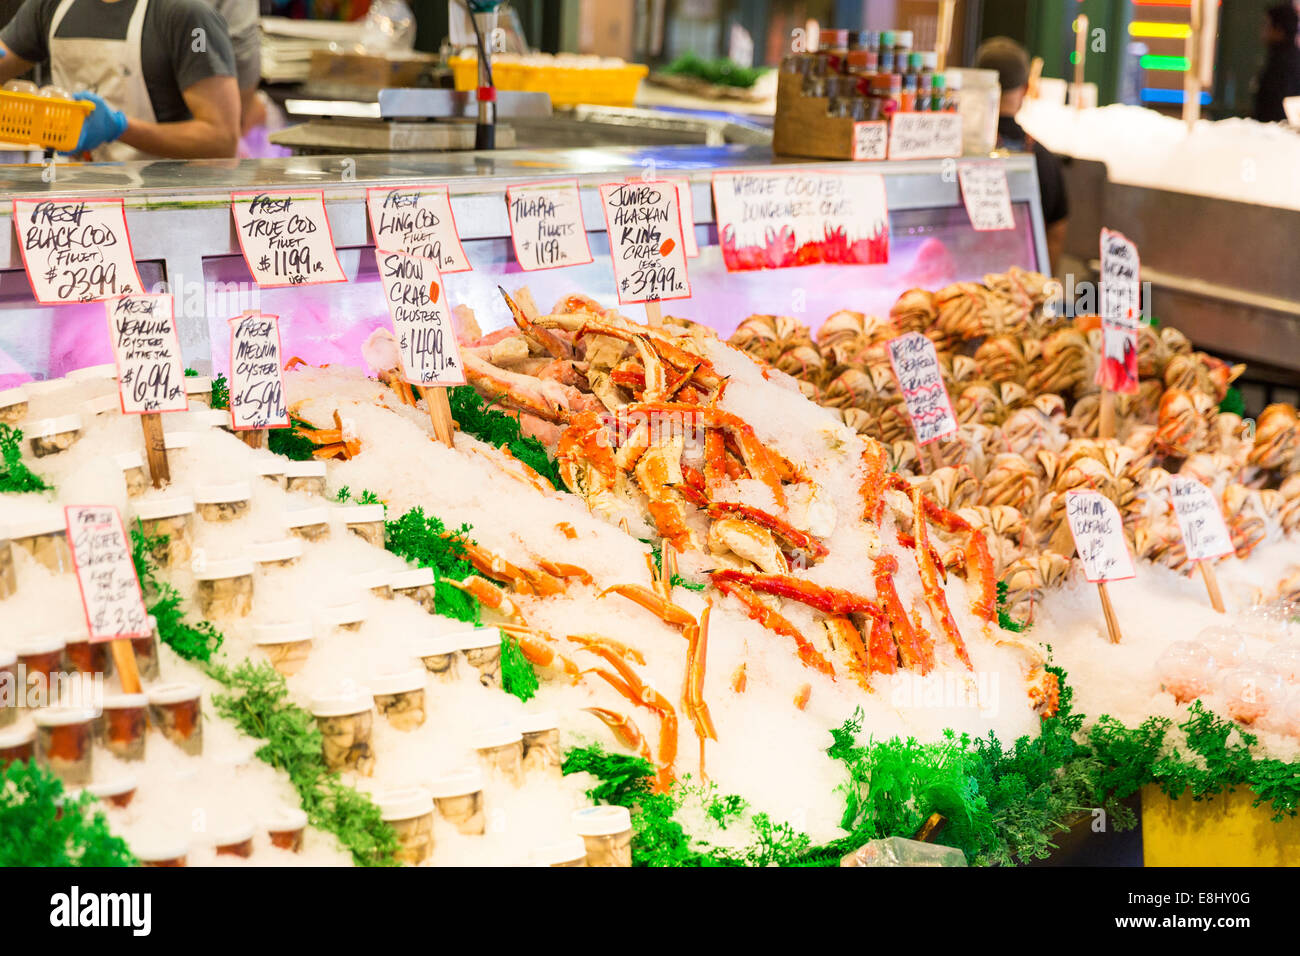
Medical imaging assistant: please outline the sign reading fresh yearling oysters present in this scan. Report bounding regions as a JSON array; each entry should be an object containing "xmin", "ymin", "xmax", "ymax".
[
  {"xmin": 228, "ymin": 312, "xmax": 289, "ymax": 430},
  {"xmin": 105, "ymin": 293, "xmax": 187, "ymax": 414},
  {"xmin": 12, "ymin": 197, "xmax": 144, "ymax": 304},
  {"xmin": 377, "ymin": 250, "xmax": 465, "ymax": 386},
  {"xmin": 1168, "ymin": 475, "xmax": 1234, "ymax": 561},
  {"xmin": 886, "ymin": 331, "xmax": 958, "ymax": 445},
  {"xmin": 366, "ymin": 185, "xmax": 471, "ymax": 273},
  {"xmin": 65, "ymin": 505, "xmax": 150, "ymax": 642},
  {"xmin": 231, "ymin": 191, "xmax": 346, "ymax": 287},
  {"xmin": 598, "ymin": 181, "xmax": 691, "ymax": 305},
  {"xmin": 505, "ymin": 179, "xmax": 593, "ymax": 271},
  {"xmin": 1066, "ymin": 490, "xmax": 1136, "ymax": 582}
]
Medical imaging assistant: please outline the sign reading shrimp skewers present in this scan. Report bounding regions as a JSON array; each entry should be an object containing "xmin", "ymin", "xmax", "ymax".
[
  {"xmin": 1096, "ymin": 228, "xmax": 1141, "ymax": 396},
  {"xmin": 13, "ymin": 197, "xmax": 144, "ymax": 304},
  {"xmin": 887, "ymin": 331, "xmax": 958, "ymax": 446},
  {"xmin": 505, "ymin": 179, "xmax": 593, "ymax": 271},
  {"xmin": 376, "ymin": 249, "xmax": 465, "ymax": 387},
  {"xmin": 366, "ymin": 185, "xmax": 471, "ymax": 273},
  {"xmin": 228, "ymin": 312, "xmax": 289, "ymax": 431},
  {"xmin": 105, "ymin": 293, "xmax": 186, "ymax": 414},
  {"xmin": 598, "ymin": 181, "xmax": 691, "ymax": 305},
  {"xmin": 1066, "ymin": 490, "xmax": 1135, "ymax": 583},
  {"xmin": 231, "ymin": 191, "xmax": 346, "ymax": 288}
]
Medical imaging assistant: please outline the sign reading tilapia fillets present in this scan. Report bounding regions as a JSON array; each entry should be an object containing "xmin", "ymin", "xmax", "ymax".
[
  {"xmin": 887, "ymin": 331, "xmax": 958, "ymax": 445},
  {"xmin": 65, "ymin": 505, "xmax": 150, "ymax": 642},
  {"xmin": 505, "ymin": 179, "xmax": 593, "ymax": 271},
  {"xmin": 1168, "ymin": 476, "xmax": 1234, "ymax": 562},
  {"xmin": 228, "ymin": 312, "xmax": 289, "ymax": 430},
  {"xmin": 1096, "ymin": 227, "xmax": 1141, "ymax": 395},
  {"xmin": 958, "ymin": 162, "xmax": 1015, "ymax": 231},
  {"xmin": 598, "ymin": 181, "xmax": 691, "ymax": 305},
  {"xmin": 1066, "ymin": 490, "xmax": 1136, "ymax": 582},
  {"xmin": 105, "ymin": 293, "xmax": 187, "ymax": 414},
  {"xmin": 376, "ymin": 250, "xmax": 465, "ymax": 386},
  {"xmin": 366, "ymin": 185, "xmax": 471, "ymax": 273},
  {"xmin": 231, "ymin": 191, "xmax": 347, "ymax": 288},
  {"xmin": 13, "ymin": 197, "xmax": 143, "ymax": 304}
]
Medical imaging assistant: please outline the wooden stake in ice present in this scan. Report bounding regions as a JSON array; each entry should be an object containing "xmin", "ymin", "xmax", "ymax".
[
  {"xmin": 645, "ymin": 300, "xmax": 663, "ymax": 328},
  {"xmin": 1182, "ymin": 0, "xmax": 1218, "ymax": 129},
  {"xmin": 1064, "ymin": 489, "xmax": 1135, "ymax": 645},
  {"xmin": 110, "ymin": 639, "xmax": 143, "ymax": 694},
  {"xmin": 1168, "ymin": 475, "xmax": 1235, "ymax": 614},
  {"xmin": 422, "ymin": 386, "xmax": 456, "ymax": 448},
  {"xmin": 1198, "ymin": 562, "xmax": 1226, "ymax": 614},
  {"xmin": 239, "ymin": 430, "xmax": 265, "ymax": 449},
  {"xmin": 1096, "ymin": 581, "xmax": 1123, "ymax": 645},
  {"xmin": 1098, "ymin": 391, "xmax": 1117, "ymax": 440},
  {"xmin": 139, "ymin": 414, "xmax": 170, "ymax": 488}
]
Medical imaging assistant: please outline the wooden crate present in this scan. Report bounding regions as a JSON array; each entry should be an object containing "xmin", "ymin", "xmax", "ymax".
[{"xmin": 772, "ymin": 70, "xmax": 859, "ymax": 160}]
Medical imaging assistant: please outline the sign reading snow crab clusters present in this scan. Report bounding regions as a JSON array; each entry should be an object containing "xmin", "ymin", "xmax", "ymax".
[
  {"xmin": 598, "ymin": 181, "xmax": 691, "ymax": 305},
  {"xmin": 231, "ymin": 191, "xmax": 347, "ymax": 288},
  {"xmin": 366, "ymin": 185, "xmax": 471, "ymax": 273},
  {"xmin": 957, "ymin": 162, "xmax": 1015, "ymax": 231},
  {"xmin": 887, "ymin": 331, "xmax": 958, "ymax": 445},
  {"xmin": 12, "ymin": 197, "xmax": 144, "ymax": 304},
  {"xmin": 1168, "ymin": 476, "xmax": 1234, "ymax": 562},
  {"xmin": 711, "ymin": 170, "xmax": 889, "ymax": 271},
  {"xmin": 505, "ymin": 179, "xmax": 593, "ymax": 271},
  {"xmin": 105, "ymin": 293, "xmax": 187, "ymax": 414},
  {"xmin": 376, "ymin": 250, "xmax": 465, "ymax": 386},
  {"xmin": 1065, "ymin": 490, "xmax": 1136, "ymax": 582},
  {"xmin": 1096, "ymin": 227, "xmax": 1141, "ymax": 395},
  {"xmin": 228, "ymin": 312, "xmax": 289, "ymax": 430},
  {"xmin": 65, "ymin": 505, "xmax": 150, "ymax": 641}
]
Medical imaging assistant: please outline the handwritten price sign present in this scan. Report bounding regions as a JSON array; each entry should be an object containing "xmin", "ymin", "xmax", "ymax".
[
  {"xmin": 1096, "ymin": 227, "xmax": 1141, "ymax": 395},
  {"xmin": 958, "ymin": 162, "xmax": 1015, "ymax": 231},
  {"xmin": 366, "ymin": 185, "xmax": 471, "ymax": 273},
  {"xmin": 852, "ymin": 121, "xmax": 889, "ymax": 161},
  {"xmin": 13, "ymin": 197, "xmax": 143, "ymax": 304},
  {"xmin": 1066, "ymin": 490, "xmax": 1136, "ymax": 583},
  {"xmin": 65, "ymin": 505, "xmax": 150, "ymax": 642},
  {"xmin": 228, "ymin": 312, "xmax": 289, "ymax": 430},
  {"xmin": 887, "ymin": 331, "xmax": 958, "ymax": 445},
  {"xmin": 598, "ymin": 181, "xmax": 691, "ymax": 305},
  {"xmin": 1168, "ymin": 476, "xmax": 1234, "ymax": 562},
  {"xmin": 231, "ymin": 191, "xmax": 346, "ymax": 288},
  {"xmin": 505, "ymin": 179, "xmax": 593, "ymax": 271},
  {"xmin": 105, "ymin": 293, "xmax": 187, "ymax": 414},
  {"xmin": 888, "ymin": 112, "xmax": 963, "ymax": 160},
  {"xmin": 377, "ymin": 250, "xmax": 465, "ymax": 387}
]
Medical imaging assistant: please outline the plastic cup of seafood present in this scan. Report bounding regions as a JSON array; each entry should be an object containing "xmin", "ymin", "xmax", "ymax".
[
  {"xmin": 318, "ymin": 601, "xmax": 366, "ymax": 633},
  {"xmin": 135, "ymin": 839, "xmax": 189, "ymax": 867},
  {"xmin": 82, "ymin": 773, "xmax": 139, "ymax": 809},
  {"xmin": 473, "ymin": 724, "xmax": 524, "ymax": 786},
  {"xmin": 114, "ymin": 451, "xmax": 148, "ymax": 498},
  {"xmin": 310, "ymin": 687, "xmax": 375, "ymax": 776},
  {"xmin": 370, "ymin": 668, "xmax": 426, "ymax": 731},
  {"xmin": 214, "ymin": 819, "xmax": 256, "ymax": 858},
  {"xmin": 1217, "ymin": 666, "xmax": 1285, "ymax": 726},
  {"xmin": 162, "ymin": 430, "xmax": 195, "ymax": 456},
  {"xmin": 1155, "ymin": 641, "xmax": 1217, "ymax": 704},
  {"xmin": 284, "ymin": 461, "xmax": 327, "ymax": 497},
  {"xmin": 252, "ymin": 460, "xmax": 287, "ymax": 489},
  {"xmin": 33, "ymin": 707, "xmax": 96, "ymax": 785},
  {"xmin": 530, "ymin": 834, "xmax": 587, "ymax": 867},
  {"xmin": 8, "ymin": 511, "xmax": 73, "ymax": 574},
  {"xmin": 194, "ymin": 482, "xmax": 252, "ymax": 522},
  {"xmin": 519, "ymin": 710, "xmax": 561, "ymax": 776},
  {"xmin": 248, "ymin": 537, "xmax": 303, "ymax": 570},
  {"xmin": 27, "ymin": 414, "xmax": 82, "ymax": 457},
  {"xmin": 64, "ymin": 633, "xmax": 112, "ymax": 677},
  {"xmin": 147, "ymin": 683, "xmax": 204, "ymax": 755},
  {"xmin": 65, "ymin": 363, "xmax": 117, "ymax": 382},
  {"xmin": 459, "ymin": 628, "xmax": 503, "ymax": 689},
  {"xmin": 391, "ymin": 567, "xmax": 435, "ymax": 612},
  {"xmin": 0, "ymin": 539, "xmax": 15, "ymax": 599},
  {"xmin": 96, "ymin": 692, "xmax": 148, "ymax": 761},
  {"xmin": 193, "ymin": 557, "xmax": 255, "ymax": 618},
  {"xmin": 263, "ymin": 805, "xmax": 309, "ymax": 853},
  {"xmin": 355, "ymin": 568, "xmax": 393, "ymax": 599},
  {"xmin": 81, "ymin": 393, "xmax": 120, "ymax": 419},
  {"xmin": 0, "ymin": 384, "xmax": 29, "ymax": 424},
  {"xmin": 333, "ymin": 504, "xmax": 386, "ymax": 548},
  {"xmin": 284, "ymin": 506, "xmax": 331, "ymax": 542},
  {"xmin": 1239, "ymin": 605, "xmax": 1290, "ymax": 641},
  {"xmin": 1196, "ymin": 626, "xmax": 1247, "ymax": 667},
  {"xmin": 0, "ymin": 723, "xmax": 35, "ymax": 769},
  {"xmin": 134, "ymin": 496, "xmax": 195, "ymax": 567},
  {"xmin": 16, "ymin": 636, "xmax": 67, "ymax": 708},
  {"xmin": 376, "ymin": 787, "xmax": 435, "ymax": 865},
  {"xmin": 1269, "ymin": 643, "xmax": 1300, "ymax": 684},
  {"xmin": 132, "ymin": 617, "xmax": 162, "ymax": 683},
  {"xmin": 253, "ymin": 620, "xmax": 313, "ymax": 676},
  {"xmin": 0, "ymin": 649, "xmax": 16, "ymax": 726},
  {"xmin": 411, "ymin": 633, "xmax": 461, "ymax": 680},
  {"xmin": 184, "ymin": 375, "xmax": 212, "ymax": 407},
  {"xmin": 428, "ymin": 768, "xmax": 486, "ymax": 835},
  {"xmin": 571, "ymin": 806, "xmax": 633, "ymax": 867}
]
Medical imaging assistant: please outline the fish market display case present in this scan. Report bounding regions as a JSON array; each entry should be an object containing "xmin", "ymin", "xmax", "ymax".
[{"xmin": 0, "ymin": 146, "xmax": 1047, "ymax": 386}]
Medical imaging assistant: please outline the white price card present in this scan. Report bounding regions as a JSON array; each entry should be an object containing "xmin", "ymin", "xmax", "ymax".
[
  {"xmin": 852, "ymin": 120, "xmax": 889, "ymax": 161},
  {"xmin": 1096, "ymin": 227, "xmax": 1141, "ymax": 394},
  {"xmin": 505, "ymin": 179, "xmax": 593, "ymax": 271},
  {"xmin": 712, "ymin": 169, "xmax": 889, "ymax": 271},
  {"xmin": 104, "ymin": 293, "xmax": 187, "ymax": 414},
  {"xmin": 958, "ymin": 162, "xmax": 1015, "ymax": 231},
  {"xmin": 888, "ymin": 112, "xmax": 963, "ymax": 160},
  {"xmin": 228, "ymin": 312, "xmax": 289, "ymax": 430},
  {"xmin": 1168, "ymin": 475, "xmax": 1234, "ymax": 562},
  {"xmin": 887, "ymin": 331, "xmax": 958, "ymax": 445},
  {"xmin": 12, "ymin": 197, "xmax": 144, "ymax": 304},
  {"xmin": 598, "ymin": 180, "xmax": 691, "ymax": 305},
  {"xmin": 376, "ymin": 249, "xmax": 466, "ymax": 387},
  {"xmin": 65, "ymin": 505, "xmax": 150, "ymax": 642},
  {"xmin": 366, "ymin": 185, "xmax": 471, "ymax": 273},
  {"xmin": 231, "ymin": 191, "xmax": 346, "ymax": 288},
  {"xmin": 1066, "ymin": 489, "xmax": 1136, "ymax": 583}
]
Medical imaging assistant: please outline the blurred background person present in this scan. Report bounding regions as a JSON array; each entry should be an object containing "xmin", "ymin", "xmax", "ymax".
[{"xmin": 1253, "ymin": 3, "xmax": 1300, "ymax": 121}]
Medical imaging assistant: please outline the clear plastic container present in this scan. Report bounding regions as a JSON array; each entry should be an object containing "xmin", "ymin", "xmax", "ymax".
[
  {"xmin": 355, "ymin": 568, "xmax": 393, "ymax": 600},
  {"xmin": 132, "ymin": 618, "xmax": 161, "ymax": 682},
  {"xmin": 1240, "ymin": 605, "xmax": 1291, "ymax": 641},
  {"xmin": 949, "ymin": 67, "xmax": 997, "ymax": 154},
  {"xmin": 82, "ymin": 393, "xmax": 120, "ymax": 418},
  {"xmin": 411, "ymin": 633, "xmax": 460, "ymax": 680},
  {"xmin": 252, "ymin": 460, "xmax": 287, "ymax": 489},
  {"xmin": 377, "ymin": 788, "xmax": 435, "ymax": 865},
  {"xmin": 134, "ymin": 496, "xmax": 195, "ymax": 567},
  {"xmin": 253, "ymin": 620, "xmax": 313, "ymax": 676},
  {"xmin": 96, "ymin": 692, "xmax": 148, "ymax": 760},
  {"xmin": 310, "ymin": 687, "xmax": 375, "ymax": 776},
  {"xmin": 0, "ymin": 722, "xmax": 35, "ymax": 768},
  {"xmin": 114, "ymin": 451, "xmax": 148, "ymax": 498},
  {"xmin": 530, "ymin": 835, "xmax": 587, "ymax": 867},
  {"xmin": 214, "ymin": 820, "xmax": 256, "ymax": 858},
  {"xmin": 263, "ymin": 805, "xmax": 309, "ymax": 853},
  {"xmin": 27, "ymin": 414, "xmax": 82, "ymax": 457},
  {"xmin": 135, "ymin": 839, "xmax": 188, "ymax": 867},
  {"xmin": 16, "ymin": 636, "xmax": 67, "ymax": 708},
  {"xmin": 284, "ymin": 461, "xmax": 327, "ymax": 497},
  {"xmin": 65, "ymin": 363, "xmax": 117, "ymax": 382},
  {"xmin": 284, "ymin": 506, "xmax": 331, "ymax": 542},
  {"xmin": 1270, "ymin": 643, "xmax": 1300, "ymax": 683},
  {"xmin": 318, "ymin": 602, "xmax": 366, "ymax": 633},
  {"xmin": 473, "ymin": 725, "xmax": 524, "ymax": 786},
  {"xmin": 147, "ymin": 683, "xmax": 204, "ymax": 755},
  {"xmin": 33, "ymin": 706, "xmax": 96, "ymax": 785},
  {"xmin": 193, "ymin": 557, "xmax": 255, "ymax": 618},
  {"xmin": 1219, "ymin": 667, "xmax": 1285, "ymax": 726},
  {"xmin": 0, "ymin": 384, "xmax": 29, "ymax": 424},
  {"xmin": 194, "ymin": 482, "xmax": 252, "ymax": 522},
  {"xmin": 334, "ymin": 504, "xmax": 385, "ymax": 548},
  {"xmin": 1155, "ymin": 641, "xmax": 1216, "ymax": 704},
  {"xmin": 391, "ymin": 568, "xmax": 435, "ymax": 612},
  {"xmin": 1196, "ymin": 626, "xmax": 1247, "ymax": 668},
  {"xmin": 64, "ymin": 634, "xmax": 112, "ymax": 677},
  {"xmin": 8, "ymin": 511, "xmax": 73, "ymax": 574},
  {"xmin": 184, "ymin": 375, "xmax": 212, "ymax": 407},
  {"xmin": 247, "ymin": 538, "xmax": 303, "ymax": 570},
  {"xmin": 370, "ymin": 669, "xmax": 426, "ymax": 731},
  {"xmin": 459, "ymin": 628, "xmax": 503, "ymax": 689},
  {"xmin": 83, "ymin": 773, "xmax": 138, "ymax": 809},
  {"xmin": 0, "ymin": 649, "xmax": 15, "ymax": 726},
  {"xmin": 0, "ymin": 538, "xmax": 15, "ymax": 599},
  {"xmin": 429, "ymin": 768, "xmax": 485, "ymax": 835},
  {"xmin": 572, "ymin": 805, "xmax": 632, "ymax": 867},
  {"xmin": 519, "ymin": 711, "xmax": 561, "ymax": 776}
]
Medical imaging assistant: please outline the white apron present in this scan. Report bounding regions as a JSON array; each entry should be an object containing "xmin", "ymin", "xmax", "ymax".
[{"xmin": 48, "ymin": 0, "xmax": 154, "ymax": 161}]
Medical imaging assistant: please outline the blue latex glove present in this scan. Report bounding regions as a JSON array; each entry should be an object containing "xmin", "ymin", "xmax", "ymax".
[{"xmin": 69, "ymin": 91, "xmax": 128, "ymax": 153}]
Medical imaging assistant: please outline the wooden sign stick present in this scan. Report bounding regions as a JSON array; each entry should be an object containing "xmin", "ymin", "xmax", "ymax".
[
  {"xmin": 421, "ymin": 386, "xmax": 456, "ymax": 447},
  {"xmin": 1198, "ymin": 560, "xmax": 1226, "ymax": 614},
  {"xmin": 935, "ymin": 0, "xmax": 956, "ymax": 72},
  {"xmin": 239, "ymin": 430, "xmax": 266, "ymax": 449},
  {"xmin": 1097, "ymin": 581, "xmax": 1123, "ymax": 644},
  {"xmin": 139, "ymin": 413, "xmax": 170, "ymax": 487},
  {"xmin": 645, "ymin": 300, "xmax": 663, "ymax": 328},
  {"xmin": 1098, "ymin": 390, "xmax": 1117, "ymax": 439},
  {"xmin": 108, "ymin": 639, "xmax": 143, "ymax": 693}
]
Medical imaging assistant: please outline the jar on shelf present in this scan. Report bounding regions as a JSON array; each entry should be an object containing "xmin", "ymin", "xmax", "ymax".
[
  {"xmin": 370, "ymin": 668, "xmax": 426, "ymax": 731},
  {"xmin": 0, "ymin": 648, "xmax": 15, "ymax": 726},
  {"xmin": 251, "ymin": 460, "xmax": 287, "ymax": 490},
  {"xmin": 411, "ymin": 633, "xmax": 461, "ymax": 680},
  {"xmin": 391, "ymin": 568, "xmax": 435, "ymax": 612},
  {"xmin": 284, "ymin": 506, "xmax": 330, "ymax": 542},
  {"xmin": 193, "ymin": 557, "xmax": 255, "ymax": 618},
  {"xmin": 530, "ymin": 834, "xmax": 587, "ymax": 867},
  {"xmin": 16, "ymin": 636, "xmax": 67, "ymax": 708},
  {"xmin": 146, "ymin": 683, "xmax": 204, "ymax": 755},
  {"xmin": 0, "ymin": 538, "xmax": 15, "ymax": 599},
  {"xmin": 283, "ymin": 461, "xmax": 327, "ymax": 497},
  {"xmin": 33, "ymin": 706, "xmax": 96, "ymax": 785},
  {"xmin": 263, "ymin": 805, "xmax": 309, "ymax": 853},
  {"xmin": 310, "ymin": 687, "xmax": 375, "ymax": 776},
  {"xmin": 376, "ymin": 788, "xmax": 435, "ymax": 865},
  {"xmin": 115, "ymin": 451, "xmax": 148, "ymax": 498},
  {"xmin": 0, "ymin": 722, "xmax": 35, "ymax": 768},
  {"xmin": 8, "ymin": 511, "xmax": 73, "ymax": 574},
  {"xmin": 459, "ymin": 628, "xmax": 503, "ymax": 689},
  {"xmin": 519, "ymin": 710, "xmax": 561, "ymax": 776},
  {"xmin": 194, "ymin": 482, "xmax": 252, "ymax": 523},
  {"xmin": 572, "ymin": 805, "xmax": 632, "ymax": 867},
  {"xmin": 354, "ymin": 568, "xmax": 393, "ymax": 600},
  {"xmin": 318, "ymin": 602, "xmax": 366, "ymax": 634},
  {"xmin": 473, "ymin": 724, "xmax": 524, "ymax": 786},
  {"xmin": 334, "ymin": 504, "xmax": 386, "ymax": 548},
  {"xmin": 27, "ymin": 414, "xmax": 82, "ymax": 457},
  {"xmin": 0, "ymin": 384, "xmax": 29, "ymax": 424},
  {"xmin": 253, "ymin": 619, "xmax": 313, "ymax": 676},
  {"xmin": 184, "ymin": 375, "xmax": 212, "ymax": 408},
  {"xmin": 247, "ymin": 538, "xmax": 303, "ymax": 570},
  {"xmin": 214, "ymin": 820, "xmax": 256, "ymax": 858},
  {"xmin": 96, "ymin": 692, "xmax": 148, "ymax": 761},
  {"xmin": 429, "ymin": 768, "xmax": 485, "ymax": 835},
  {"xmin": 134, "ymin": 496, "xmax": 195, "ymax": 567},
  {"xmin": 83, "ymin": 773, "xmax": 138, "ymax": 809}
]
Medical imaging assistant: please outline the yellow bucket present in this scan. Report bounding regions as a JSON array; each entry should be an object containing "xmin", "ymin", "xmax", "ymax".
[
  {"xmin": 0, "ymin": 89, "xmax": 93, "ymax": 151},
  {"xmin": 1141, "ymin": 784, "xmax": 1300, "ymax": 866},
  {"xmin": 448, "ymin": 57, "xmax": 647, "ymax": 107}
]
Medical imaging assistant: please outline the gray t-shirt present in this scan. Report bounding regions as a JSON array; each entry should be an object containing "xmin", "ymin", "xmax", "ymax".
[
  {"xmin": 200, "ymin": 0, "xmax": 257, "ymax": 91},
  {"xmin": 1, "ymin": 0, "xmax": 237, "ymax": 123}
]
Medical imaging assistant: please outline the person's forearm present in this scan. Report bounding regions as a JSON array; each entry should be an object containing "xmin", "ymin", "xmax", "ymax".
[{"xmin": 119, "ymin": 116, "xmax": 238, "ymax": 159}]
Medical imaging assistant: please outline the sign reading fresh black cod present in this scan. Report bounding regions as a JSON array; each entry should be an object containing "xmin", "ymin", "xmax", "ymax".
[
  {"xmin": 13, "ymin": 197, "xmax": 144, "ymax": 304},
  {"xmin": 1168, "ymin": 475, "xmax": 1234, "ymax": 561}
]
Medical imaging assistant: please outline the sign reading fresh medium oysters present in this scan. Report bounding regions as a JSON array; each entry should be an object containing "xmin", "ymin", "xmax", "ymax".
[{"xmin": 228, "ymin": 311, "xmax": 289, "ymax": 430}]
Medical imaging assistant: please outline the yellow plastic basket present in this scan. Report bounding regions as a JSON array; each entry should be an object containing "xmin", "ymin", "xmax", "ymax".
[
  {"xmin": 0, "ymin": 89, "xmax": 94, "ymax": 151},
  {"xmin": 449, "ymin": 56, "xmax": 648, "ymax": 108}
]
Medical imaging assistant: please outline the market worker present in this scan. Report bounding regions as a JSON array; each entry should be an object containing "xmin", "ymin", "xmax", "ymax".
[
  {"xmin": 1252, "ymin": 4, "xmax": 1300, "ymax": 122},
  {"xmin": 199, "ymin": 0, "xmax": 263, "ymax": 135},
  {"xmin": 0, "ymin": 0, "xmax": 241, "ymax": 159},
  {"xmin": 975, "ymin": 36, "xmax": 1069, "ymax": 273}
]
